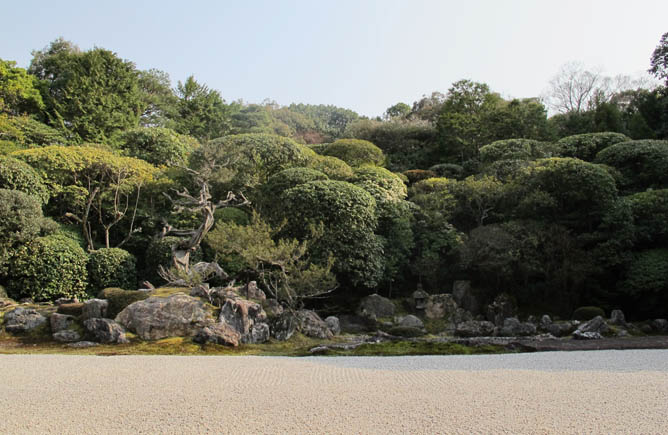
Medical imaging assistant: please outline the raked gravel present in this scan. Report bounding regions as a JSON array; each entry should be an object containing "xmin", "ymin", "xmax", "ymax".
[{"xmin": 1, "ymin": 350, "xmax": 667, "ymax": 434}]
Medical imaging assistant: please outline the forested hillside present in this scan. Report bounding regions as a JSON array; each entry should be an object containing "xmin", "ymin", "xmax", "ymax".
[{"xmin": 1, "ymin": 34, "xmax": 667, "ymax": 320}]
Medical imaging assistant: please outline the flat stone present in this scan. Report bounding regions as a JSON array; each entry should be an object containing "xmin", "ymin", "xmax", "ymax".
[{"xmin": 53, "ymin": 330, "xmax": 81, "ymax": 342}]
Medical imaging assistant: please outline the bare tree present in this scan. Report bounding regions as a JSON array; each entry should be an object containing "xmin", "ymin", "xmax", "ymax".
[{"xmin": 543, "ymin": 62, "xmax": 608, "ymax": 114}]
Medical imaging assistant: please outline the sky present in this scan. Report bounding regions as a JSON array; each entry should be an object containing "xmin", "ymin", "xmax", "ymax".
[{"xmin": 1, "ymin": 0, "xmax": 667, "ymax": 117}]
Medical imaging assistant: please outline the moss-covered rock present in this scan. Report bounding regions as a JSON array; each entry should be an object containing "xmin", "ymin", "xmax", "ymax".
[{"xmin": 98, "ymin": 287, "xmax": 150, "ymax": 319}]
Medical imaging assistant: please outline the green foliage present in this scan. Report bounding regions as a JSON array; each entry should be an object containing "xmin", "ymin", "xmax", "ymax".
[
  {"xmin": 137, "ymin": 68, "xmax": 178, "ymax": 128},
  {"xmin": 411, "ymin": 213, "xmax": 462, "ymax": 291},
  {"xmin": 429, "ymin": 163, "xmax": 463, "ymax": 179},
  {"xmin": 620, "ymin": 249, "xmax": 668, "ymax": 297},
  {"xmin": 344, "ymin": 119, "xmax": 439, "ymax": 171},
  {"xmin": 384, "ymin": 102, "xmax": 411, "ymax": 120},
  {"xmin": 595, "ymin": 140, "xmax": 668, "ymax": 191},
  {"xmin": 315, "ymin": 138, "xmax": 385, "ymax": 167},
  {"xmin": 30, "ymin": 40, "xmax": 143, "ymax": 143},
  {"xmin": 117, "ymin": 127, "xmax": 199, "ymax": 165},
  {"xmin": 0, "ymin": 59, "xmax": 44, "ymax": 115},
  {"xmin": 191, "ymin": 133, "xmax": 313, "ymax": 194},
  {"xmin": 258, "ymin": 167, "xmax": 328, "ymax": 217},
  {"xmin": 408, "ymin": 177, "xmax": 456, "ymax": 218},
  {"xmin": 0, "ymin": 155, "xmax": 49, "ymax": 203},
  {"xmin": 287, "ymin": 103, "xmax": 359, "ymax": 142},
  {"xmin": 280, "ymin": 180, "xmax": 383, "ymax": 288},
  {"xmin": 173, "ymin": 75, "xmax": 232, "ymax": 141},
  {"xmin": 206, "ymin": 214, "xmax": 337, "ymax": 307},
  {"xmin": 649, "ymin": 31, "xmax": 668, "ymax": 84},
  {"xmin": 403, "ymin": 169, "xmax": 437, "ymax": 184},
  {"xmin": 8, "ymin": 234, "xmax": 89, "ymax": 301},
  {"xmin": 213, "ymin": 207, "xmax": 250, "ymax": 226},
  {"xmin": 511, "ymin": 158, "xmax": 618, "ymax": 230},
  {"xmin": 305, "ymin": 153, "xmax": 353, "ymax": 180},
  {"xmin": 351, "ymin": 166, "xmax": 407, "ymax": 202},
  {"xmin": 0, "ymin": 115, "xmax": 67, "ymax": 149},
  {"xmin": 628, "ymin": 189, "xmax": 668, "ymax": 247},
  {"xmin": 556, "ymin": 132, "xmax": 630, "ymax": 161},
  {"xmin": 444, "ymin": 175, "xmax": 505, "ymax": 230},
  {"xmin": 88, "ymin": 248, "xmax": 137, "ymax": 292},
  {"xmin": 572, "ymin": 306, "xmax": 606, "ymax": 321},
  {"xmin": 479, "ymin": 139, "xmax": 556, "ymax": 164},
  {"xmin": 98, "ymin": 287, "xmax": 150, "ymax": 318},
  {"xmin": 0, "ymin": 189, "xmax": 51, "ymax": 276}
]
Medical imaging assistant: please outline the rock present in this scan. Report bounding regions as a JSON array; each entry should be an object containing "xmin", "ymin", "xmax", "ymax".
[
  {"xmin": 573, "ymin": 330, "xmax": 603, "ymax": 340},
  {"xmin": 241, "ymin": 281, "xmax": 266, "ymax": 301},
  {"xmin": 19, "ymin": 298, "xmax": 34, "ymax": 304},
  {"xmin": 0, "ymin": 298, "xmax": 16, "ymax": 309},
  {"xmin": 271, "ymin": 311, "xmax": 298, "ymax": 341},
  {"xmin": 116, "ymin": 293, "xmax": 214, "ymax": 340},
  {"xmin": 263, "ymin": 299, "xmax": 284, "ymax": 317},
  {"xmin": 454, "ymin": 320, "xmax": 495, "ymax": 337},
  {"xmin": 358, "ymin": 294, "xmax": 394, "ymax": 319},
  {"xmin": 452, "ymin": 280, "xmax": 479, "ymax": 314},
  {"xmin": 219, "ymin": 297, "xmax": 269, "ymax": 344},
  {"xmin": 189, "ymin": 284, "xmax": 211, "ymax": 300},
  {"xmin": 82, "ymin": 299, "xmax": 109, "ymax": 320},
  {"xmin": 616, "ymin": 329, "xmax": 630, "ymax": 337},
  {"xmin": 485, "ymin": 293, "xmax": 517, "ymax": 326},
  {"xmin": 651, "ymin": 319, "xmax": 668, "ymax": 333},
  {"xmin": 498, "ymin": 317, "xmax": 537, "ymax": 337},
  {"xmin": 57, "ymin": 303, "xmax": 84, "ymax": 316},
  {"xmin": 388, "ymin": 326, "xmax": 425, "ymax": 337},
  {"xmin": 193, "ymin": 323, "xmax": 240, "ymax": 347},
  {"xmin": 297, "ymin": 310, "xmax": 333, "ymax": 339},
  {"xmin": 576, "ymin": 316, "xmax": 610, "ymax": 336},
  {"xmin": 610, "ymin": 310, "xmax": 626, "ymax": 326},
  {"xmin": 452, "ymin": 308, "xmax": 473, "ymax": 325},
  {"xmin": 546, "ymin": 322, "xmax": 576, "ymax": 338},
  {"xmin": 209, "ymin": 286, "xmax": 238, "ymax": 307},
  {"xmin": 412, "ymin": 289, "xmax": 429, "ymax": 310},
  {"xmin": 83, "ymin": 318, "xmax": 128, "ymax": 344},
  {"xmin": 325, "ymin": 316, "xmax": 340, "ymax": 335},
  {"xmin": 539, "ymin": 315, "xmax": 552, "ymax": 330},
  {"xmin": 526, "ymin": 315, "xmax": 537, "ymax": 324},
  {"xmin": 398, "ymin": 314, "xmax": 424, "ymax": 329},
  {"xmin": 50, "ymin": 313, "xmax": 76, "ymax": 333},
  {"xmin": 424, "ymin": 294, "xmax": 458, "ymax": 320},
  {"xmin": 53, "ymin": 330, "xmax": 81, "ymax": 343},
  {"xmin": 54, "ymin": 297, "xmax": 78, "ymax": 306},
  {"xmin": 3, "ymin": 308, "xmax": 47, "ymax": 333},
  {"xmin": 641, "ymin": 324, "xmax": 653, "ymax": 334},
  {"xmin": 67, "ymin": 341, "xmax": 99, "ymax": 348},
  {"xmin": 250, "ymin": 322, "xmax": 270, "ymax": 343},
  {"xmin": 337, "ymin": 314, "xmax": 376, "ymax": 334}
]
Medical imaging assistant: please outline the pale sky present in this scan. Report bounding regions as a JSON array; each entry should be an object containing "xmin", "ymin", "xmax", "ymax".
[{"xmin": 2, "ymin": 0, "xmax": 666, "ymax": 117}]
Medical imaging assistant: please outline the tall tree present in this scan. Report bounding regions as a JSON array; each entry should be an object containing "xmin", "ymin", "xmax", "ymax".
[
  {"xmin": 173, "ymin": 75, "xmax": 231, "ymax": 141},
  {"xmin": 649, "ymin": 31, "xmax": 668, "ymax": 85},
  {"xmin": 0, "ymin": 59, "xmax": 44, "ymax": 115}
]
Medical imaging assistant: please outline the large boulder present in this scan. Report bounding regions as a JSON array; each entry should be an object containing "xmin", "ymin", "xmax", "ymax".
[
  {"xmin": 219, "ymin": 297, "xmax": 269, "ymax": 344},
  {"xmin": 576, "ymin": 316, "xmax": 610, "ymax": 336},
  {"xmin": 358, "ymin": 294, "xmax": 395, "ymax": 319},
  {"xmin": 455, "ymin": 320, "xmax": 495, "ymax": 337},
  {"xmin": 3, "ymin": 308, "xmax": 47, "ymax": 333},
  {"xmin": 53, "ymin": 330, "xmax": 81, "ymax": 343},
  {"xmin": 194, "ymin": 323, "xmax": 240, "ymax": 347},
  {"xmin": 82, "ymin": 299, "xmax": 109, "ymax": 320},
  {"xmin": 652, "ymin": 319, "xmax": 668, "ymax": 333},
  {"xmin": 116, "ymin": 293, "xmax": 214, "ymax": 340},
  {"xmin": 325, "ymin": 316, "xmax": 340, "ymax": 336},
  {"xmin": 337, "ymin": 314, "xmax": 376, "ymax": 334},
  {"xmin": 263, "ymin": 299, "xmax": 284, "ymax": 317},
  {"xmin": 83, "ymin": 318, "xmax": 128, "ymax": 344},
  {"xmin": 610, "ymin": 310, "xmax": 626, "ymax": 326},
  {"xmin": 398, "ymin": 314, "xmax": 424, "ymax": 329},
  {"xmin": 498, "ymin": 317, "xmax": 537, "ymax": 337},
  {"xmin": 452, "ymin": 280, "xmax": 479, "ymax": 314},
  {"xmin": 271, "ymin": 311, "xmax": 298, "ymax": 341},
  {"xmin": 485, "ymin": 293, "xmax": 517, "ymax": 326},
  {"xmin": 50, "ymin": 313, "xmax": 76, "ymax": 333},
  {"xmin": 424, "ymin": 294, "xmax": 457, "ymax": 320},
  {"xmin": 240, "ymin": 281, "xmax": 266, "ymax": 301},
  {"xmin": 546, "ymin": 321, "xmax": 577, "ymax": 337},
  {"xmin": 297, "ymin": 310, "xmax": 333, "ymax": 339}
]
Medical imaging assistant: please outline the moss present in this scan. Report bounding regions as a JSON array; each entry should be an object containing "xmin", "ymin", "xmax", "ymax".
[
  {"xmin": 150, "ymin": 287, "xmax": 190, "ymax": 298},
  {"xmin": 98, "ymin": 288, "xmax": 150, "ymax": 318},
  {"xmin": 324, "ymin": 341, "xmax": 506, "ymax": 356},
  {"xmin": 388, "ymin": 326, "xmax": 425, "ymax": 338},
  {"xmin": 424, "ymin": 317, "xmax": 449, "ymax": 335},
  {"xmin": 57, "ymin": 303, "xmax": 84, "ymax": 316}
]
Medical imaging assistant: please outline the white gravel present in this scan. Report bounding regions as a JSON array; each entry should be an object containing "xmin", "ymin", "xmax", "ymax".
[{"xmin": 1, "ymin": 350, "xmax": 667, "ymax": 434}]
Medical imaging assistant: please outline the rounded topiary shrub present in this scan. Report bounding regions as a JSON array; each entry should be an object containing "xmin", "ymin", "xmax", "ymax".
[
  {"xmin": 88, "ymin": 248, "xmax": 137, "ymax": 292},
  {"xmin": 0, "ymin": 155, "xmax": 49, "ymax": 203},
  {"xmin": 8, "ymin": 234, "xmax": 89, "ymax": 302},
  {"xmin": 317, "ymin": 139, "xmax": 385, "ymax": 167},
  {"xmin": 557, "ymin": 132, "xmax": 630, "ymax": 161},
  {"xmin": 595, "ymin": 140, "xmax": 668, "ymax": 191},
  {"xmin": 429, "ymin": 163, "xmax": 464, "ymax": 179},
  {"xmin": 572, "ymin": 306, "xmax": 605, "ymax": 321},
  {"xmin": 98, "ymin": 287, "xmax": 150, "ymax": 318},
  {"xmin": 403, "ymin": 169, "xmax": 437, "ymax": 184}
]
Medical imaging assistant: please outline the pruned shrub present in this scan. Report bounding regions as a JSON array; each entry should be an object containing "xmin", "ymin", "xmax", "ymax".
[
  {"xmin": 429, "ymin": 163, "xmax": 464, "ymax": 179},
  {"xmin": 595, "ymin": 140, "xmax": 668, "ymax": 191},
  {"xmin": 0, "ymin": 155, "xmax": 49, "ymax": 203},
  {"xmin": 117, "ymin": 127, "xmax": 199, "ymax": 166},
  {"xmin": 315, "ymin": 139, "xmax": 385, "ymax": 167},
  {"xmin": 88, "ymin": 248, "xmax": 137, "ymax": 292},
  {"xmin": 8, "ymin": 234, "xmax": 89, "ymax": 302},
  {"xmin": 572, "ymin": 306, "xmax": 605, "ymax": 321},
  {"xmin": 557, "ymin": 132, "xmax": 630, "ymax": 161},
  {"xmin": 98, "ymin": 287, "xmax": 150, "ymax": 318},
  {"xmin": 403, "ymin": 169, "xmax": 437, "ymax": 184}
]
